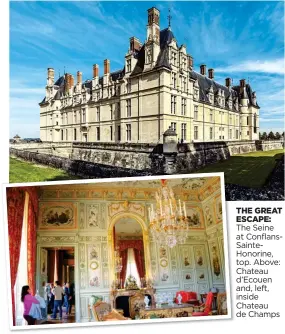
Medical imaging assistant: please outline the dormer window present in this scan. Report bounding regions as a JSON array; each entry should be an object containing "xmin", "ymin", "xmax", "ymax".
[
  {"xmin": 182, "ymin": 57, "xmax": 187, "ymax": 70},
  {"xmin": 83, "ymin": 95, "xmax": 86, "ymax": 103},
  {"xmin": 194, "ymin": 89, "xmax": 199, "ymax": 100},
  {"xmin": 183, "ymin": 77, "xmax": 187, "ymax": 92},
  {"xmin": 171, "ymin": 52, "xmax": 177, "ymax": 66},
  {"xmin": 126, "ymin": 80, "xmax": 131, "ymax": 93},
  {"xmin": 97, "ymin": 92, "xmax": 100, "ymax": 101},
  {"xmin": 127, "ymin": 59, "xmax": 131, "ymax": 72}
]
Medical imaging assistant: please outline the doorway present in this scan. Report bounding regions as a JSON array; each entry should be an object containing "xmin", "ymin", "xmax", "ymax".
[{"xmin": 39, "ymin": 247, "xmax": 76, "ymax": 324}]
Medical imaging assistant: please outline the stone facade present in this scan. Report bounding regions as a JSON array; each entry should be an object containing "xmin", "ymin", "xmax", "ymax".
[{"xmin": 39, "ymin": 7, "xmax": 259, "ymax": 144}]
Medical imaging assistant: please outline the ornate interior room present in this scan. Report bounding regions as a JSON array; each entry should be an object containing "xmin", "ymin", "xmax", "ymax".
[{"xmin": 6, "ymin": 176, "xmax": 229, "ymax": 326}]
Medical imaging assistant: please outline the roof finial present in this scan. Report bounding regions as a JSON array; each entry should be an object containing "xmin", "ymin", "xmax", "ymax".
[{"xmin": 167, "ymin": 8, "xmax": 172, "ymax": 30}]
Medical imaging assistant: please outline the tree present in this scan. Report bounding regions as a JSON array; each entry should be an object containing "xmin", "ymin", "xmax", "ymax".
[
  {"xmin": 268, "ymin": 131, "xmax": 275, "ymax": 140},
  {"xmin": 275, "ymin": 132, "xmax": 281, "ymax": 140},
  {"xmin": 260, "ymin": 132, "xmax": 267, "ymax": 140}
]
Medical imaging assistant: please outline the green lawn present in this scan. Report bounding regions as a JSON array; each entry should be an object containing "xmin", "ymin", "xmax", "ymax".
[
  {"xmin": 192, "ymin": 149, "xmax": 284, "ymax": 188},
  {"xmin": 9, "ymin": 157, "xmax": 78, "ymax": 183}
]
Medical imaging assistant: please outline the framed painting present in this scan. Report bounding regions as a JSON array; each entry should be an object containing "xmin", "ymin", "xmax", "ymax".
[
  {"xmin": 185, "ymin": 206, "xmax": 204, "ymax": 229},
  {"xmin": 41, "ymin": 248, "xmax": 48, "ymax": 276},
  {"xmin": 39, "ymin": 202, "xmax": 77, "ymax": 229}
]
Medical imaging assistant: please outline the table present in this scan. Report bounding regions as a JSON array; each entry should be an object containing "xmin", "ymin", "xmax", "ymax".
[{"xmin": 139, "ymin": 303, "xmax": 194, "ymax": 319}]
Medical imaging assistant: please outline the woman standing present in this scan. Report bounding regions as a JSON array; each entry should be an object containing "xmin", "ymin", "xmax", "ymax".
[{"xmin": 21, "ymin": 285, "xmax": 40, "ymax": 325}]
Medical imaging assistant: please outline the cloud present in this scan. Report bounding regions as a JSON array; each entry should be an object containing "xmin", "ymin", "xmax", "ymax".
[{"xmin": 215, "ymin": 59, "xmax": 284, "ymax": 75}]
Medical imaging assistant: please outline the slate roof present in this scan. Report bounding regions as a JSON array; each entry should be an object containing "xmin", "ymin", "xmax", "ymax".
[{"xmin": 40, "ymin": 26, "xmax": 259, "ymax": 110}]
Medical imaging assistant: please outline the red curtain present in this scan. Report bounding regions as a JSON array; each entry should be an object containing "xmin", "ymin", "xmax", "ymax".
[
  {"xmin": 118, "ymin": 240, "xmax": 144, "ymax": 252},
  {"xmin": 6, "ymin": 187, "xmax": 25, "ymax": 325},
  {"xmin": 119, "ymin": 249, "xmax": 128, "ymax": 287},
  {"xmin": 26, "ymin": 187, "xmax": 38, "ymax": 296},
  {"xmin": 134, "ymin": 249, "xmax": 145, "ymax": 279}
]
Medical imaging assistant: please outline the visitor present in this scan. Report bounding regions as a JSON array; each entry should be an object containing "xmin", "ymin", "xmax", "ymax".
[
  {"xmin": 64, "ymin": 283, "xmax": 70, "ymax": 316},
  {"xmin": 51, "ymin": 281, "xmax": 64, "ymax": 320},
  {"xmin": 21, "ymin": 285, "xmax": 40, "ymax": 325},
  {"xmin": 48, "ymin": 283, "xmax": 54, "ymax": 314},
  {"xmin": 68, "ymin": 283, "xmax": 75, "ymax": 315}
]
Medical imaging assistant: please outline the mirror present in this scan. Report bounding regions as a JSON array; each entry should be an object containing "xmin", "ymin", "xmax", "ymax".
[{"xmin": 113, "ymin": 217, "xmax": 146, "ymax": 289}]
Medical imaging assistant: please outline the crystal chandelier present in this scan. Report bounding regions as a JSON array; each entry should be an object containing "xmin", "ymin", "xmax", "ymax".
[
  {"xmin": 148, "ymin": 179, "xmax": 189, "ymax": 248},
  {"xmin": 114, "ymin": 247, "xmax": 123, "ymax": 273}
]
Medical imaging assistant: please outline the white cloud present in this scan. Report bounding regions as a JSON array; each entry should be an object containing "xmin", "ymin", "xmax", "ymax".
[{"xmin": 215, "ymin": 59, "xmax": 284, "ymax": 74}]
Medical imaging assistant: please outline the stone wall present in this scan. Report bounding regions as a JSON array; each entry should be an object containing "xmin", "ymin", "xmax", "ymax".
[
  {"xmin": 10, "ymin": 148, "xmax": 150, "ymax": 178},
  {"xmin": 10, "ymin": 139, "xmax": 284, "ymax": 177}
]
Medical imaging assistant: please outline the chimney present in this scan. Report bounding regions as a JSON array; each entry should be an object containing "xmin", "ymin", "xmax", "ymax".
[
  {"xmin": 93, "ymin": 64, "xmax": 99, "ymax": 78},
  {"xmin": 70, "ymin": 75, "xmax": 74, "ymax": 87},
  {"xmin": 225, "ymin": 78, "xmax": 231, "ymax": 88},
  {"xmin": 77, "ymin": 71, "xmax": 82, "ymax": 84},
  {"xmin": 47, "ymin": 68, "xmax": 54, "ymax": 86},
  {"xmin": 130, "ymin": 37, "xmax": 142, "ymax": 52},
  {"xmin": 240, "ymin": 79, "xmax": 246, "ymax": 88},
  {"xmin": 65, "ymin": 73, "xmax": 72, "ymax": 93},
  {"xmin": 208, "ymin": 68, "xmax": 214, "ymax": 79},
  {"xmin": 200, "ymin": 64, "xmax": 206, "ymax": 76},
  {"xmin": 104, "ymin": 59, "xmax": 110, "ymax": 75},
  {"xmin": 187, "ymin": 55, "xmax": 193, "ymax": 70},
  {"xmin": 147, "ymin": 7, "xmax": 160, "ymax": 26}
]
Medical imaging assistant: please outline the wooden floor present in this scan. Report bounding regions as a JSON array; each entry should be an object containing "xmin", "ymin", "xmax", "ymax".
[{"xmin": 40, "ymin": 306, "xmax": 76, "ymax": 325}]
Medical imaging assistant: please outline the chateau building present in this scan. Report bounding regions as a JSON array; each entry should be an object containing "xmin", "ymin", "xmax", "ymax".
[{"xmin": 39, "ymin": 7, "xmax": 260, "ymax": 144}]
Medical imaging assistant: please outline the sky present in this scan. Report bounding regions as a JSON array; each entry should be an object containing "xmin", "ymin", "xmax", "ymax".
[{"xmin": 10, "ymin": 0, "xmax": 285, "ymax": 138}]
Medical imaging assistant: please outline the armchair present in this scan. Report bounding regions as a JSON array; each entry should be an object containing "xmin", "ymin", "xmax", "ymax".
[
  {"xmin": 192, "ymin": 292, "xmax": 214, "ymax": 316},
  {"xmin": 129, "ymin": 292, "xmax": 145, "ymax": 319},
  {"xmin": 92, "ymin": 301, "xmax": 130, "ymax": 321}
]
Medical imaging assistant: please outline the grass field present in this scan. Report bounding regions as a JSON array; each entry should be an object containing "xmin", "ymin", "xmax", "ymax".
[
  {"xmin": 9, "ymin": 157, "xmax": 78, "ymax": 183},
  {"xmin": 192, "ymin": 149, "xmax": 284, "ymax": 188}
]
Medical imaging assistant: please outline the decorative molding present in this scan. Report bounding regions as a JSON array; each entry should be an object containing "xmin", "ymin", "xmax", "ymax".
[
  {"xmin": 79, "ymin": 203, "xmax": 85, "ymax": 229},
  {"xmin": 38, "ymin": 235, "xmax": 76, "ymax": 243},
  {"xmin": 108, "ymin": 201, "xmax": 145, "ymax": 218},
  {"xmin": 78, "ymin": 236, "xmax": 107, "ymax": 242}
]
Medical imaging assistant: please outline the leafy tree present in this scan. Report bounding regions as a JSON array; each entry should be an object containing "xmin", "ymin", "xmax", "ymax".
[
  {"xmin": 260, "ymin": 132, "xmax": 267, "ymax": 140},
  {"xmin": 268, "ymin": 131, "xmax": 275, "ymax": 140},
  {"xmin": 275, "ymin": 132, "xmax": 281, "ymax": 140}
]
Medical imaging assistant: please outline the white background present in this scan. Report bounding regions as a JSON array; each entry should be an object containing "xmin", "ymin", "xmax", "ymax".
[{"xmin": 0, "ymin": 0, "xmax": 284, "ymax": 333}]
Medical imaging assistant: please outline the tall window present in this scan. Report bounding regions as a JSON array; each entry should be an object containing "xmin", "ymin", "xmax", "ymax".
[
  {"xmin": 172, "ymin": 73, "xmax": 177, "ymax": 88},
  {"xmin": 126, "ymin": 80, "xmax": 131, "ymax": 93},
  {"xmin": 74, "ymin": 128, "xmax": 77, "ymax": 141},
  {"xmin": 194, "ymin": 126, "xmax": 198, "ymax": 140},
  {"xmin": 181, "ymin": 123, "xmax": 186, "ymax": 141},
  {"xmin": 236, "ymin": 129, "xmax": 239, "ymax": 139},
  {"xmin": 126, "ymin": 124, "xmax": 131, "ymax": 141},
  {"xmin": 96, "ymin": 127, "xmax": 100, "ymax": 141},
  {"xmin": 61, "ymin": 130, "xmax": 63, "ymax": 141},
  {"xmin": 117, "ymin": 125, "xmax": 121, "ymax": 141},
  {"xmin": 183, "ymin": 77, "xmax": 187, "ymax": 92},
  {"xmin": 171, "ymin": 95, "xmax": 176, "ymax": 114},
  {"xmin": 97, "ymin": 92, "xmax": 100, "ymax": 100},
  {"xmin": 210, "ymin": 111, "xmax": 213, "ymax": 122},
  {"xmin": 229, "ymin": 129, "xmax": 232, "ymax": 139},
  {"xmin": 171, "ymin": 122, "xmax": 177, "ymax": 133},
  {"xmin": 210, "ymin": 127, "xmax": 213, "ymax": 140},
  {"xmin": 127, "ymin": 59, "xmax": 131, "ymax": 72},
  {"xmin": 229, "ymin": 115, "xmax": 232, "ymax": 125},
  {"xmin": 74, "ymin": 111, "xmax": 77, "ymax": 124},
  {"xmin": 254, "ymin": 114, "xmax": 257, "ymax": 133},
  {"xmin": 126, "ymin": 99, "xmax": 131, "ymax": 117},
  {"xmin": 66, "ymin": 129, "xmax": 68, "ymax": 141},
  {"xmin": 181, "ymin": 98, "xmax": 186, "ymax": 115},
  {"xmin": 247, "ymin": 116, "xmax": 249, "ymax": 125},
  {"xmin": 96, "ymin": 107, "xmax": 100, "ymax": 122},
  {"xmin": 82, "ymin": 109, "xmax": 86, "ymax": 123},
  {"xmin": 110, "ymin": 104, "xmax": 113, "ymax": 120},
  {"xmin": 117, "ymin": 102, "xmax": 121, "ymax": 119},
  {"xmin": 110, "ymin": 126, "xmax": 113, "ymax": 141},
  {"xmin": 125, "ymin": 248, "xmax": 141, "ymax": 288},
  {"xmin": 194, "ymin": 105, "xmax": 198, "ymax": 120}
]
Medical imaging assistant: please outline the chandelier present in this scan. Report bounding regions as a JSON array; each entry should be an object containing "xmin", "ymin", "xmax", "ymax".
[
  {"xmin": 114, "ymin": 247, "xmax": 123, "ymax": 273},
  {"xmin": 148, "ymin": 179, "xmax": 189, "ymax": 248}
]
